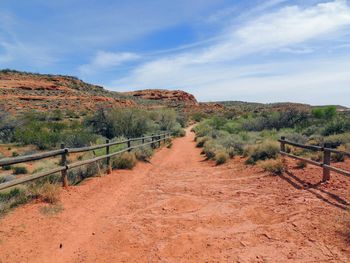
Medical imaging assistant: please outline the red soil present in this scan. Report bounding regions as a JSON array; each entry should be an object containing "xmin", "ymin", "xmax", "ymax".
[{"xmin": 0, "ymin": 128, "xmax": 349, "ymax": 262}]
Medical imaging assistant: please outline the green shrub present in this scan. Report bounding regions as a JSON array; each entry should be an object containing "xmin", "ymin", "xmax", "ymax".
[
  {"xmin": 259, "ymin": 158, "xmax": 285, "ymax": 175},
  {"xmin": 244, "ymin": 140, "xmax": 280, "ymax": 164},
  {"xmin": 215, "ymin": 150, "xmax": 229, "ymax": 165},
  {"xmin": 13, "ymin": 166, "xmax": 28, "ymax": 175},
  {"xmin": 331, "ymin": 145, "xmax": 347, "ymax": 162},
  {"xmin": 2, "ymin": 165, "xmax": 12, "ymax": 171},
  {"xmin": 196, "ymin": 136, "xmax": 210, "ymax": 147},
  {"xmin": 203, "ymin": 140, "xmax": 218, "ymax": 159},
  {"xmin": 134, "ymin": 146, "xmax": 153, "ymax": 162},
  {"xmin": 0, "ymin": 187, "xmax": 29, "ymax": 214},
  {"xmin": 227, "ymin": 147, "xmax": 236, "ymax": 158},
  {"xmin": 12, "ymin": 151, "xmax": 19, "ymax": 157},
  {"xmin": 113, "ymin": 152, "xmax": 136, "ymax": 169}
]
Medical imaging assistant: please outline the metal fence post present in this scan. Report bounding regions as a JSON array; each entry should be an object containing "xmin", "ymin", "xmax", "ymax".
[
  {"xmin": 106, "ymin": 139, "xmax": 111, "ymax": 174},
  {"xmin": 60, "ymin": 143, "xmax": 68, "ymax": 187},
  {"xmin": 323, "ymin": 143, "xmax": 331, "ymax": 181}
]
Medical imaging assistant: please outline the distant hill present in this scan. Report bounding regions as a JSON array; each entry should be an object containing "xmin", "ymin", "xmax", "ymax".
[
  {"xmin": 209, "ymin": 101, "xmax": 349, "ymax": 113},
  {"xmin": 0, "ymin": 70, "xmax": 197, "ymax": 114},
  {"xmin": 1, "ymin": 70, "xmax": 348, "ymax": 115}
]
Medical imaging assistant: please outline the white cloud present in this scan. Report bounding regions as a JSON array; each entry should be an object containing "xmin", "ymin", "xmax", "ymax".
[
  {"xmin": 78, "ymin": 51, "xmax": 140, "ymax": 75},
  {"xmin": 110, "ymin": 0, "xmax": 350, "ymax": 106}
]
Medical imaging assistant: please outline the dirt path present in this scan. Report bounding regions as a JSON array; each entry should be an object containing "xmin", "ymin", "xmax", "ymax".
[{"xmin": 0, "ymin": 128, "xmax": 349, "ymax": 262}]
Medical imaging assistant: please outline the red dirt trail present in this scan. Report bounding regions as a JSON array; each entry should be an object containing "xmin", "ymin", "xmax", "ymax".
[{"xmin": 0, "ymin": 128, "xmax": 349, "ymax": 262}]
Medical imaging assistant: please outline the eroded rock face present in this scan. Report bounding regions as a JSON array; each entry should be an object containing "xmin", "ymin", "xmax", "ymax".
[
  {"xmin": 0, "ymin": 71, "xmax": 136, "ymax": 114},
  {"xmin": 0, "ymin": 71, "xmax": 204, "ymax": 115},
  {"xmin": 123, "ymin": 89, "xmax": 199, "ymax": 106}
]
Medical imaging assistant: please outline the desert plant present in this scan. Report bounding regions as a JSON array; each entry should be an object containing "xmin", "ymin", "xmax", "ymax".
[
  {"xmin": 134, "ymin": 146, "xmax": 153, "ymax": 162},
  {"xmin": 244, "ymin": 140, "xmax": 280, "ymax": 164},
  {"xmin": 2, "ymin": 165, "xmax": 12, "ymax": 171},
  {"xmin": 31, "ymin": 182, "xmax": 60, "ymax": 204},
  {"xmin": 0, "ymin": 186, "xmax": 29, "ymax": 214},
  {"xmin": 215, "ymin": 150, "xmax": 229, "ymax": 165},
  {"xmin": 203, "ymin": 140, "xmax": 218, "ymax": 159},
  {"xmin": 29, "ymin": 183, "xmax": 60, "ymax": 204},
  {"xmin": 196, "ymin": 136, "xmax": 210, "ymax": 147},
  {"xmin": 0, "ymin": 175, "xmax": 16, "ymax": 183},
  {"xmin": 112, "ymin": 152, "xmax": 136, "ymax": 169},
  {"xmin": 12, "ymin": 166, "xmax": 28, "ymax": 175},
  {"xmin": 259, "ymin": 158, "xmax": 285, "ymax": 175}
]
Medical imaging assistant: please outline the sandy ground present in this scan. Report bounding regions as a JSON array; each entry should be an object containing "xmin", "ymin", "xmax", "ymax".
[{"xmin": 0, "ymin": 128, "xmax": 349, "ymax": 263}]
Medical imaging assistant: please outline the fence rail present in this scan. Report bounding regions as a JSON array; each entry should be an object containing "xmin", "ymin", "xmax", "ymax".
[
  {"xmin": 279, "ymin": 136, "xmax": 350, "ymax": 181},
  {"xmin": 0, "ymin": 133, "xmax": 171, "ymax": 191}
]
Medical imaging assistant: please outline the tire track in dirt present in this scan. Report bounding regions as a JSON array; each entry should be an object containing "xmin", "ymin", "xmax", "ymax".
[{"xmin": 0, "ymin": 127, "xmax": 349, "ymax": 262}]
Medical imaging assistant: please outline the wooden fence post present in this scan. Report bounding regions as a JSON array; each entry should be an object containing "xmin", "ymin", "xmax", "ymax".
[
  {"xmin": 106, "ymin": 139, "xmax": 111, "ymax": 174},
  {"xmin": 280, "ymin": 136, "xmax": 286, "ymax": 152},
  {"xmin": 142, "ymin": 135, "xmax": 145, "ymax": 144},
  {"xmin": 151, "ymin": 134, "xmax": 155, "ymax": 149},
  {"xmin": 60, "ymin": 144, "xmax": 68, "ymax": 187},
  {"xmin": 127, "ymin": 138, "xmax": 131, "ymax": 152},
  {"xmin": 323, "ymin": 143, "xmax": 331, "ymax": 181}
]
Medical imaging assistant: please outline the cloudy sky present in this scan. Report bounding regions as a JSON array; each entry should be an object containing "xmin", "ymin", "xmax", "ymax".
[{"xmin": 1, "ymin": 0, "xmax": 350, "ymax": 105}]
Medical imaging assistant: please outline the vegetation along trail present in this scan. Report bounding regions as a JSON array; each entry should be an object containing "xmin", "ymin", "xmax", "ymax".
[{"xmin": 0, "ymin": 127, "xmax": 349, "ymax": 262}]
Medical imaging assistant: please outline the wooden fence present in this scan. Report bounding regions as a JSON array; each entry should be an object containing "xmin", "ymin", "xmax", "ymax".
[
  {"xmin": 0, "ymin": 132, "xmax": 171, "ymax": 191},
  {"xmin": 279, "ymin": 136, "xmax": 350, "ymax": 181}
]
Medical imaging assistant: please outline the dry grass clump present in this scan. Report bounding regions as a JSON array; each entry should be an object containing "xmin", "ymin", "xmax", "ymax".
[
  {"xmin": 113, "ymin": 152, "xmax": 136, "ymax": 169},
  {"xmin": 214, "ymin": 150, "xmax": 229, "ymax": 165},
  {"xmin": 134, "ymin": 146, "xmax": 153, "ymax": 162},
  {"xmin": 30, "ymin": 183, "xmax": 61, "ymax": 204},
  {"xmin": 12, "ymin": 166, "xmax": 28, "ymax": 175},
  {"xmin": 196, "ymin": 136, "xmax": 210, "ymax": 147},
  {"xmin": 0, "ymin": 186, "xmax": 29, "ymax": 214},
  {"xmin": 203, "ymin": 140, "xmax": 219, "ymax": 159},
  {"xmin": 259, "ymin": 158, "xmax": 286, "ymax": 175},
  {"xmin": 244, "ymin": 140, "xmax": 280, "ymax": 164}
]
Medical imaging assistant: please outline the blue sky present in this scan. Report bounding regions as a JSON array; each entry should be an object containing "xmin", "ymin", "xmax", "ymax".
[{"xmin": 1, "ymin": 0, "xmax": 350, "ymax": 105}]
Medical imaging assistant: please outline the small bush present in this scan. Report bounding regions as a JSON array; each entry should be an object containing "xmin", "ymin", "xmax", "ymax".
[
  {"xmin": 2, "ymin": 165, "xmax": 12, "ymax": 170},
  {"xmin": 310, "ymin": 152, "xmax": 323, "ymax": 162},
  {"xmin": 215, "ymin": 150, "xmax": 229, "ymax": 165},
  {"xmin": 31, "ymin": 183, "xmax": 60, "ymax": 204},
  {"xmin": 12, "ymin": 166, "xmax": 28, "ymax": 175},
  {"xmin": 244, "ymin": 140, "xmax": 280, "ymax": 164},
  {"xmin": 134, "ymin": 146, "xmax": 153, "ymax": 162},
  {"xmin": 203, "ymin": 140, "xmax": 217, "ymax": 159},
  {"xmin": 173, "ymin": 129, "xmax": 186, "ymax": 137},
  {"xmin": 259, "ymin": 158, "xmax": 285, "ymax": 175},
  {"xmin": 296, "ymin": 160, "xmax": 307, "ymax": 169},
  {"xmin": 12, "ymin": 151, "xmax": 19, "ymax": 157},
  {"xmin": 0, "ymin": 187, "xmax": 29, "ymax": 214},
  {"xmin": 167, "ymin": 142, "xmax": 173, "ymax": 148},
  {"xmin": 227, "ymin": 147, "xmax": 236, "ymax": 158},
  {"xmin": 196, "ymin": 136, "xmax": 210, "ymax": 147},
  {"xmin": 0, "ymin": 175, "xmax": 16, "ymax": 183},
  {"xmin": 113, "ymin": 152, "xmax": 136, "ymax": 169}
]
